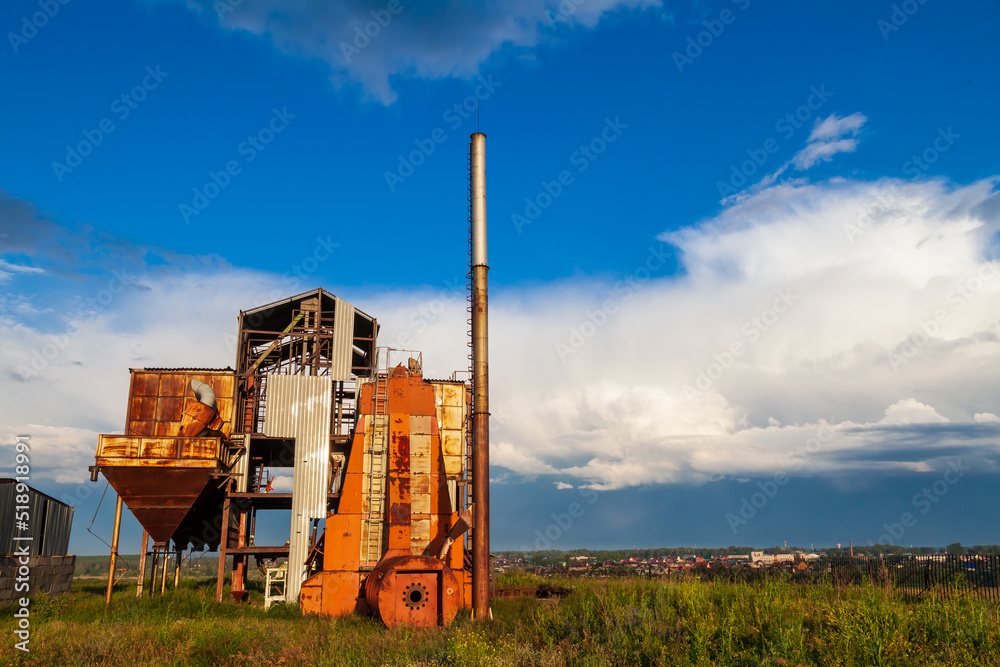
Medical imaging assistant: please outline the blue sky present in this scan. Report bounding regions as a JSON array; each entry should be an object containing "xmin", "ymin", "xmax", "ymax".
[{"xmin": 2, "ymin": 0, "xmax": 1000, "ymax": 556}]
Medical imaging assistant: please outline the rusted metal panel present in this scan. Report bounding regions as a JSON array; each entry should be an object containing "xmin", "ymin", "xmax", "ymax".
[
  {"xmin": 125, "ymin": 370, "xmax": 236, "ymax": 438},
  {"xmin": 322, "ymin": 515, "xmax": 360, "ymax": 571},
  {"xmin": 263, "ymin": 373, "xmax": 333, "ymax": 603},
  {"xmin": 410, "ymin": 416, "xmax": 432, "ymax": 435},
  {"xmin": 443, "ymin": 456, "xmax": 463, "ymax": 477},
  {"xmin": 432, "ymin": 382, "xmax": 467, "ymax": 482},
  {"xmin": 159, "ymin": 373, "xmax": 187, "ymax": 398},
  {"xmin": 438, "ymin": 383, "xmax": 465, "ymax": 407},
  {"xmin": 97, "ymin": 436, "xmax": 221, "ymax": 462},
  {"xmin": 133, "ymin": 373, "xmax": 160, "ymax": 396},
  {"xmin": 411, "ymin": 516, "xmax": 431, "ymax": 554},
  {"xmin": 409, "ymin": 414, "xmax": 432, "ymax": 553},
  {"xmin": 155, "ymin": 397, "xmax": 183, "ymax": 422},
  {"xmin": 440, "ymin": 406, "xmax": 464, "ymax": 429},
  {"xmin": 100, "ymin": 465, "xmax": 223, "ymax": 545},
  {"xmin": 410, "ymin": 476, "xmax": 432, "ymax": 496},
  {"xmin": 154, "ymin": 421, "xmax": 180, "ymax": 437},
  {"xmin": 97, "ymin": 436, "xmax": 135, "ymax": 459},
  {"xmin": 411, "ymin": 452, "xmax": 431, "ymax": 477},
  {"xmin": 387, "ymin": 415, "xmax": 411, "ymax": 552},
  {"xmin": 440, "ymin": 430, "xmax": 463, "ymax": 457},
  {"xmin": 364, "ymin": 555, "xmax": 461, "ymax": 627},
  {"xmin": 132, "ymin": 397, "xmax": 157, "ymax": 421},
  {"xmin": 410, "ymin": 434, "xmax": 432, "ymax": 463},
  {"xmin": 300, "ymin": 570, "xmax": 363, "ymax": 617},
  {"xmin": 411, "ymin": 494, "xmax": 431, "ymax": 515}
]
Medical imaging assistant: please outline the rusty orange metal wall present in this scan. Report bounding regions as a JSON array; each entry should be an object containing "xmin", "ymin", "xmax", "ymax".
[
  {"xmin": 125, "ymin": 370, "xmax": 235, "ymax": 437},
  {"xmin": 387, "ymin": 414, "xmax": 412, "ymax": 553},
  {"xmin": 302, "ymin": 370, "xmax": 472, "ymax": 617},
  {"xmin": 95, "ymin": 369, "xmax": 236, "ymax": 548},
  {"xmin": 96, "ymin": 435, "xmax": 222, "ymax": 464}
]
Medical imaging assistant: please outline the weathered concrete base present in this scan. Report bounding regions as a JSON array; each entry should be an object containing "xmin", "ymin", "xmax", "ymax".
[{"xmin": 0, "ymin": 555, "xmax": 75, "ymax": 601}]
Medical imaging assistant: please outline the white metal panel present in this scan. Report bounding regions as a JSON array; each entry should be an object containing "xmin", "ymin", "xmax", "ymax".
[
  {"xmin": 443, "ymin": 455, "xmax": 463, "ymax": 476},
  {"xmin": 263, "ymin": 374, "xmax": 332, "ymax": 604},
  {"xmin": 409, "ymin": 420, "xmax": 432, "ymax": 553},
  {"xmin": 412, "ymin": 518, "xmax": 431, "ymax": 553},
  {"xmin": 410, "ymin": 416, "xmax": 432, "ymax": 435},
  {"xmin": 330, "ymin": 297, "xmax": 355, "ymax": 381},
  {"xmin": 232, "ymin": 436, "xmax": 250, "ymax": 493}
]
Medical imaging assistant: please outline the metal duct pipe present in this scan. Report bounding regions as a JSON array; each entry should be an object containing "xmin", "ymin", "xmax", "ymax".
[
  {"xmin": 190, "ymin": 379, "xmax": 217, "ymax": 410},
  {"xmin": 469, "ymin": 132, "xmax": 490, "ymax": 619}
]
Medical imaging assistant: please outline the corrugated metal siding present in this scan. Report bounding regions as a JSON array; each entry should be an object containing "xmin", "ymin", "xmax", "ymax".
[
  {"xmin": 233, "ymin": 437, "xmax": 251, "ymax": 493},
  {"xmin": 330, "ymin": 297, "xmax": 355, "ymax": 381},
  {"xmin": 0, "ymin": 483, "xmax": 13, "ymax": 555},
  {"xmin": 41, "ymin": 503, "xmax": 73, "ymax": 556},
  {"xmin": 263, "ymin": 374, "xmax": 332, "ymax": 603},
  {"xmin": 0, "ymin": 481, "xmax": 73, "ymax": 556},
  {"xmin": 27, "ymin": 492, "xmax": 47, "ymax": 552}
]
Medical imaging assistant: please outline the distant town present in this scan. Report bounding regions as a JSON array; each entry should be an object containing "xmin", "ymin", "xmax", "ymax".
[{"xmin": 494, "ymin": 543, "xmax": 998, "ymax": 574}]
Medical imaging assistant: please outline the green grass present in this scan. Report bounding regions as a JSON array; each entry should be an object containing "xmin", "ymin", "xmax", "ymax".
[{"xmin": 2, "ymin": 574, "xmax": 999, "ymax": 666}]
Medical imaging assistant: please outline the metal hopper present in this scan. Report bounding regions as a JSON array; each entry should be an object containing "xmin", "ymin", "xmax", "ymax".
[{"xmin": 92, "ymin": 369, "xmax": 238, "ymax": 548}]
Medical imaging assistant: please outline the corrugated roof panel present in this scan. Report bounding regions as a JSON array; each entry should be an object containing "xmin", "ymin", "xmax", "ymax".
[
  {"xmin": 141, "ymin": 367, "xmax": 235, "ymax": 372},
  {"xmin": 264, "ymin": 374, "xmax": 332, "ymax": 603}
]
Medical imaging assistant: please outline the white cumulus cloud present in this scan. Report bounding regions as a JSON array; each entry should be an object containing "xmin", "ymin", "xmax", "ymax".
[{"xmin": 2, "ymin": 175, "xmax": 1000, "ymax": 496}]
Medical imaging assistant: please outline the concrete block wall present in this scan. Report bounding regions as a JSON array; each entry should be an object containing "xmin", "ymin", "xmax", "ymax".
[{"xmin": 0, "ymin": 555, "xmax": 75, "ymax": 601}]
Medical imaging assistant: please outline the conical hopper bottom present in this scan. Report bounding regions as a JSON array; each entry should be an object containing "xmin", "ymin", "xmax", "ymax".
[{"xmin": 102, "ymin": 466, "xmax": 221, "ymax": 546}]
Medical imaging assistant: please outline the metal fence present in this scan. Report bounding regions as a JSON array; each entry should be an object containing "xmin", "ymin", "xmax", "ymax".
[
  {"xmin": 828, "ymin": 555, "xmax": 1000, "ymax": 602},
  {"xmin": 517, "ymin": 555, "xmax": 1000, "ymax": 601}
]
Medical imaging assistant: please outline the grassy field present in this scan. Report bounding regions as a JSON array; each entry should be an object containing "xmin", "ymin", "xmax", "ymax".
[{"xmin": 2, "ymin": 571, "xmax": 999, "ymax": 666}]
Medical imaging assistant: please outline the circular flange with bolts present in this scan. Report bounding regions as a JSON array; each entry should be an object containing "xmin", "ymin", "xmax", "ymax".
[
  {"xmin": 402, "ymin": 582, "xmax": 428, "ymax": 610},
  {"xmin": 365, "ymin": 554, "xmax": 461, "ymax": 627}
]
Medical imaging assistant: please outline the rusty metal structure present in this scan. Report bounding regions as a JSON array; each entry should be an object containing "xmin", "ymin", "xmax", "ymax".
[
  {"xmin": 299, "ymin": 352, "xmax": 472, "ymax": 625},
  {"xmin": 90, "ymin": 133, "xmax": 491, "ymax": 626},
  {"xmin": 90, "ymin": 368, "xmax": 240, "ymax": 602}
]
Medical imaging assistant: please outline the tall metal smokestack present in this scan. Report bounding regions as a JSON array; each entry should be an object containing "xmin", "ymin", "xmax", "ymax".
[{"xmin": 469, "ymin": 132, "xmax": 491, "ymax": 619}]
